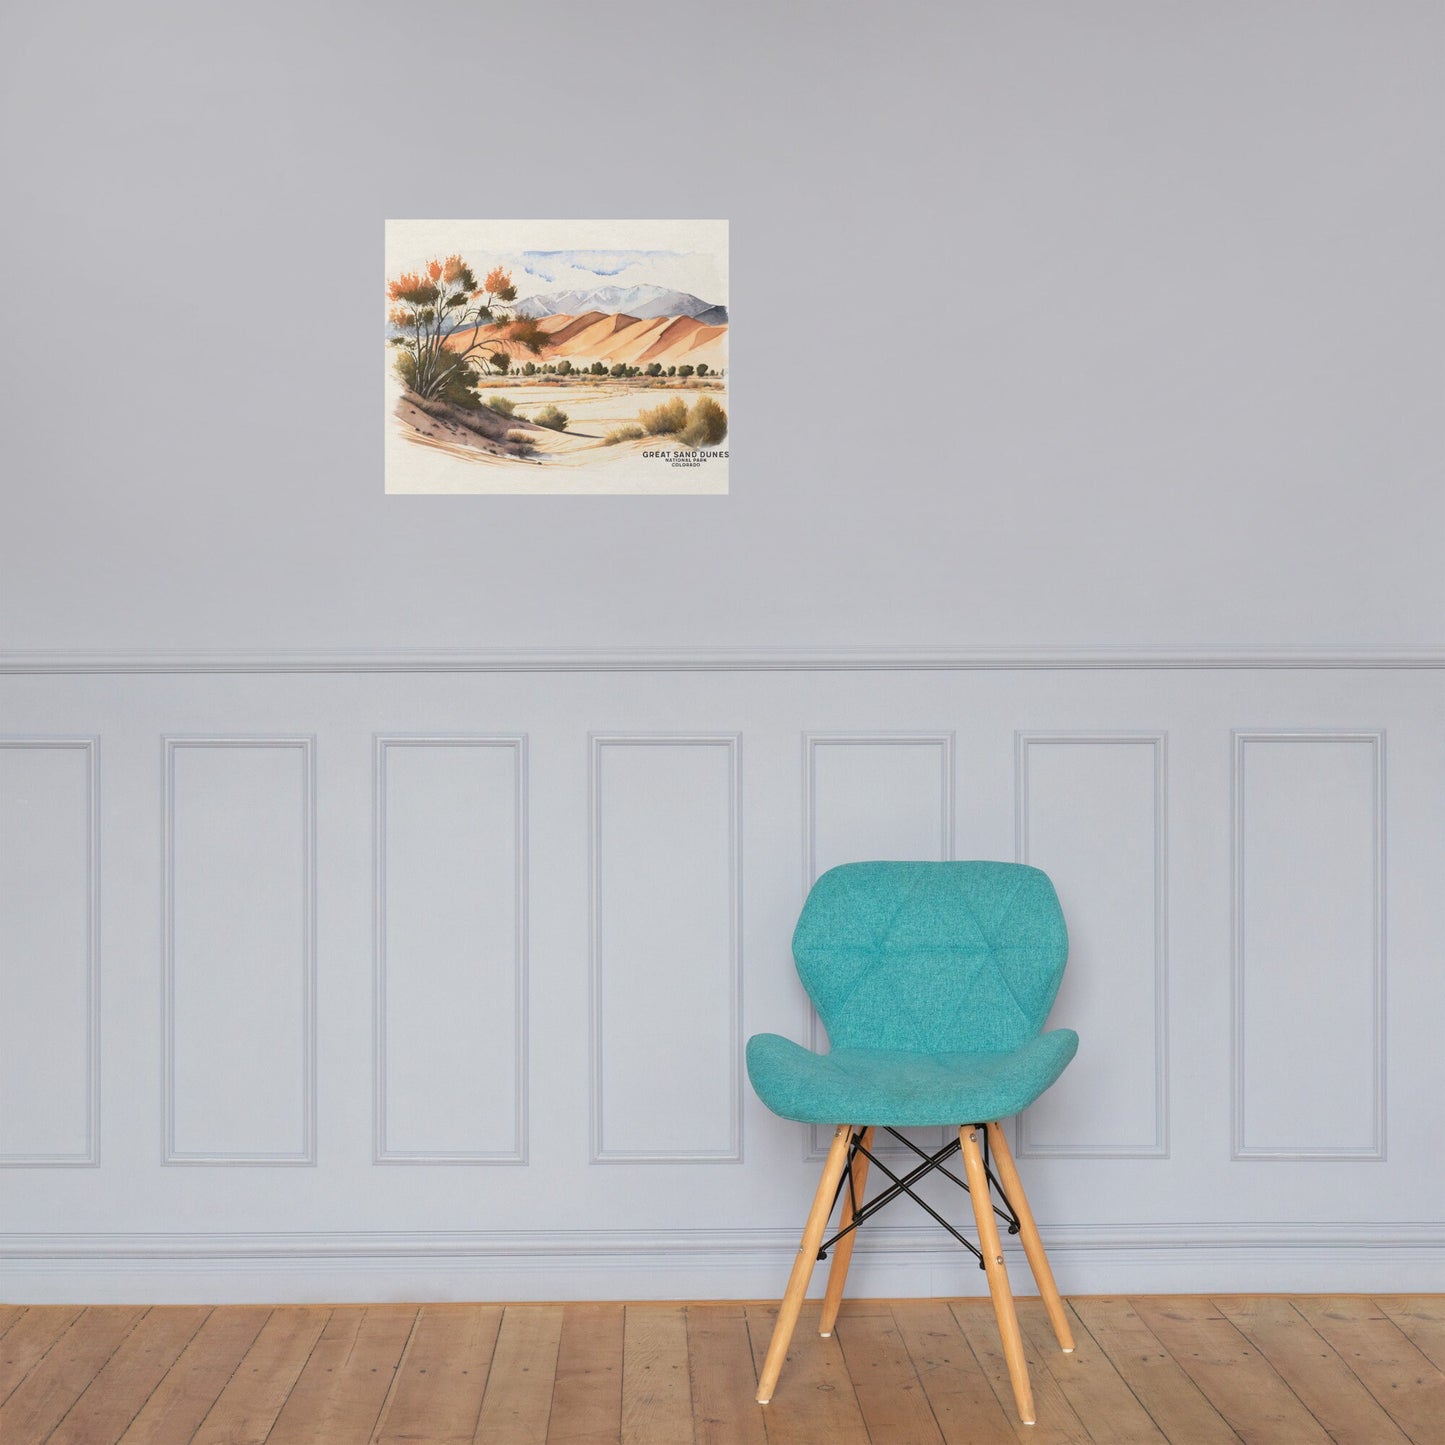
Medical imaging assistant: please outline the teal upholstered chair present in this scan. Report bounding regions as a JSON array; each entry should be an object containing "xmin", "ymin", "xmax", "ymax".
[{"xmin": 747, "ymin": 860, "xmax": 1079, "ymax": 1424}]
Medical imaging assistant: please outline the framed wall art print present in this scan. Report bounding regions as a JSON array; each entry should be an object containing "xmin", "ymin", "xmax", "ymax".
[{"xmin": 385, "ymin": 219, "xmax": 728, "ymax": 495}]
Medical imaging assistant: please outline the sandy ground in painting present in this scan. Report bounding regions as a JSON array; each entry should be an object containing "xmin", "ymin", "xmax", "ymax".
[{"xmin": 383, "ymin": 359, "xmax": 728, "ymax": 495}]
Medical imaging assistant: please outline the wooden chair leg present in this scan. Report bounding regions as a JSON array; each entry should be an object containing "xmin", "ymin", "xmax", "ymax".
[
  {"xmin": 818, "ymin": 1125, "xmax": 873, "ymax": 1337},
  {"xmin": 755, "ymin": 1123, "xmax": 854, "ymax": 1405},
  {"xmin": 986, "ymin": 1120, "xmax": 1074, "ymax": 1353},
  {"xmin": 960, "ymin": 1124, "xmax": 1035, "ymax": 1425}
]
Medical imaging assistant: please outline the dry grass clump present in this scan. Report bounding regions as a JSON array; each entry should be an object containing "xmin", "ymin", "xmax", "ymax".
[
  {"xmin": 486, "ymin": 395, "xmax": 517, "ymax": 415},
  {"xmin": 604, "ymin": 424, "xmax": 645, "ymax": 446},
  {"xmin": 680, "ymin": 396, "xmax": 727, "ymax": 448},
  {"xmin": 505, "ymin": 428, "xmax": 535, "ymax": 453},
  {"xmin": 638, "ymin": 397, "xmax": 688, "ymax": 435}
]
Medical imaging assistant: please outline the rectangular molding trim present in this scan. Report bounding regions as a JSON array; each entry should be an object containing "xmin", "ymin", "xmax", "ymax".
[
  {"xmin": 3, "ymin": 645, "xmax": 1442, "ymax": 675},
  {"xmin": 1014, "ymin": 732, "xmax": 1169, "ymax": 1159},
  {"xmin": 803, "ymin": 732, "xmax": 955, "ymax": 890},
  {"xmin": 0, "ymin": 738, "xmax": 100, "ymax": 1167},
  {"xmin": 163, "ymin": 736, "xmax": 317, "ymax": 1165},
  {"xmin": 1231, "ymin": 730, "xmax": 1386, "ymax": 1161},
  {"xmin": 803, "ymin": 732, "xmax": 955, "ymax": 1160},
  {"xmin": 589, "ymin": 734, "xmax": 743, "ymax": 1163},
  {"xmin": 373, "ymin": 735, "xmax": 528, "ymax": 1163}
]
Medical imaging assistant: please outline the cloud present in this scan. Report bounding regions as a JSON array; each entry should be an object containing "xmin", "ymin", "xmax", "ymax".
[{"xmin": 519, "ymin": 249, "xmax": 680, "ymax": 284}]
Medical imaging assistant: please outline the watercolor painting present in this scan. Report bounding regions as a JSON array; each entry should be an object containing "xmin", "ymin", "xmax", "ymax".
[{"xmin": 385, "ymin": 219, "xmax": 728, "ymax": 495}]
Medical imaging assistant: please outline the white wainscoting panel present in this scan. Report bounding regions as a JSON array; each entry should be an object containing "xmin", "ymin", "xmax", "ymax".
[
  {"xmin": 590, "ymin": 735, "xmax": 741, "ymax": 1162},
  {"xmin": 0, "ymin": 665, "xmax": 1438, "ymax": 1301},
  {"xmin": 164, "ymin": 737, "xmax": 316, "ymax": 1164},
  {"xmin": 1232, "ymin": 731, "xmax": 1385, "ymax": 1160},
  {"xmin": 0, "ymin": 739, "xmax": 98, "ymax": 1166},
  {"xmin": 375, "ymin": 736, "xmax": 527, "ymax": 1163},
  {"xmin": 804, "ymin": 732, "xmax": 954, "ymax": 1157},
  {"xmin": 1015, "ymin": 733, "xmax": 1168, "ymax": 1158}
]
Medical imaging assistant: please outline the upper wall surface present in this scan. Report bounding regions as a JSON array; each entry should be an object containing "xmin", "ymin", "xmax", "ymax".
[{"xmin": 1, "ymin": 1, "xmax": 1440, "ymax": 653}]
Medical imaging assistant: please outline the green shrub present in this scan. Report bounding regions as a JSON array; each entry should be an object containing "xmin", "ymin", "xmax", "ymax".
[
  {"xmin": 604, "ymin": 424, "xmax": 645, "ymax": 446},
  {"xmin": 522, "ymin": 361, "xmax": 536, "ymax": 376},
  {"xmin": 533, "ymin": 404, "xmax": 569, "ymax": 432},
  {"xmin": 680, "ymin": 396, "xmax": 727, "ymax": 448},
  {"xmin": 557, "ymin": 359, "xmax": 572, "ymax": 375},
  {"xmin": 486, "ymin": 395, "xmax": 517, "ymax": 416},
  {"xmin": 677, "ymin": 364, "xmax": 695, "ymax": 379},
  {"xmin": 395, "ymin": 351, "xmax": 482, "ymax": 408},
  {"xmin": 695, "ymin": 362, "xmax": 709, "ymax": 376},
  {"xmin": 638, "ymin": 397, "xmax": 688, "ymax": 435},
  {"xmin": 645, "ymin": 362, "xmax": 663, "ymax": 377}
]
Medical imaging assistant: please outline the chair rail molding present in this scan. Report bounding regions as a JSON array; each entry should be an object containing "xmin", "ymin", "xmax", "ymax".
[
  {"xmin": 2, "ymin": 643, "xmax": 1442, "ymax": 675},
  {"xmin": 1230, "ymin": 729, "xmax": 1386, "ymax": 1162},
  {"xmin": 162, "ymin": 735, "xmax": 318, "ymax": 1166},
  {"xmin": 1013, "ymin": 731, "xmax": 1169, "ymax": 1160},
  {"xmin": 373, "ymin": 734, "xmax": 529, "ymax": 1165},
  {"xmin": 0, "ymin": 736, "xmax": 100, "ymax": 1168},
  {"xmin": 588, "ymin": 732, "xmax": 743, "ymax": 1164}
]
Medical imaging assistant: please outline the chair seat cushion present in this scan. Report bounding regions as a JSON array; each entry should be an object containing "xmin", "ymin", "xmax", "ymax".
[{"xmin": 745, "ymin": 1029, "xmax": 1079, "ymax": 1127}]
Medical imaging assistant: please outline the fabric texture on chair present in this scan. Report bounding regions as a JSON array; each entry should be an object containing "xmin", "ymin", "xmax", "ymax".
[{"xmin": 746, "ymin": 860, "xmax": 1078, "ymax": 1126}]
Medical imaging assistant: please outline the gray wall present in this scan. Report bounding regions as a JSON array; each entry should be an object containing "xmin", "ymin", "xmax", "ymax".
[
  {"xmin": 2, "ymin": 2, "xmax": 1442, "ymax": 1302},
  {"xmin": 2, "ymin": 0, "xmax": 1440, "ymax": 655}
]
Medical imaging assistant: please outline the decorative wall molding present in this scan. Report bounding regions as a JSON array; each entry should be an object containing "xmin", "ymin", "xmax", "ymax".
[
  {"xmin": 0, "ymin": 737, "xmax": 100, "ymax": 1168},
  {"xmin": 3, "ymin": 644, "xmax": 1441, "ymax": 675},
  {"xmin": 1014, "ymin": 731, "xmax": 1170, "ymax": 1159},
  {"xmin": 163, "ymin": 736, "xmax": 318, "ymax": 1166},
  {"xmin": 589, "ymin": 733, "xmax": 743, "ymax": 1163},
  {"xmin": 803, "ymin": 731, "xmax": 955, "ymax": 889},
  {"xmin": 373, "ymin": 735, "xmax": 528, "ymax": 1164},
  {"xmin": 803, "ymin": 732, "xmax": 955, "ymax": 1160},
  {"xmin": 4, "ymin": 1222, "xmax": 1440, "ymax": 1303},
  {"xmin": 1231, "ymin": 730, "xmax": 1386, "ymax": 1161},
  {"xmin": 7, "ymin": 1220, "xmax": 1438, "ymax": 1262}
]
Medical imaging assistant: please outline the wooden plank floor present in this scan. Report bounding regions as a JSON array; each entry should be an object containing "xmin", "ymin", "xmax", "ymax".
[{"xmin": 0, "ymin": 1296, "xmax": 1440, "ymax": 1444}]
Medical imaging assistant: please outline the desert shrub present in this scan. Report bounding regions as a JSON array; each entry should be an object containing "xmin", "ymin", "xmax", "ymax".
[
  {"xmin": 639, "ymin": 397, "xmax": 688, "ymax": 435},
  {"xmin": 590, "ymin": 361, "xmax": 607, "ymax": 375},
  {"xmin": 491, "ymin": 353, "xmax": 510, "ymax": 374},
  {"xmin": 556, "ymin": 359, "xmax": 572, "ymax": 375},
  {"xmin": 604, "ymin": 424, "xmax": 645, "ymax": 446},
  {"xmin": 395, "ymin": 350, "xmax": 482, "ymax": 408},
  {"xmin": 522, "ymin": 361, "xmax": 536, "ymax": 376},
  {"xmin": 486, "ymin": 395, "xmax": 517, "ymax": 416},
  {"xmin": 680, "ymin": 396, "xmax": 727, "ymax": 448},
  {"xmin": 506, "ymin": 428, "xmax": 535, "ymax": 452},
  {"xmin": 696, "ymin": 362, "xmax": 709, "ymax": 376},
  {"xmin": 533, "ymin": 404, "xmax": 568, "ymax": 431},
  {"xmin": 666, "ymin": 365, "xmax": 676, "ymax": 376},
  {"xmin": 677, "ymin": 364, "xmax": 695, "ymax": 379},
  {"xmin": 645, "ymin": 362, "xmax": 663, "ymax": 377}
]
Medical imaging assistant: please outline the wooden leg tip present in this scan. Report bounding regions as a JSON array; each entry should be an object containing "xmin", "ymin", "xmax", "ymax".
[
  {"xmin": 1062, "ymin": 1346, "xmax": 1074, "ymax": 1353},
  {"xmin": 756, "ymin": 1396, "xmax": 770, "ymax": 1406},
  {"xmin": 819, "ymin": 1330, "xmax": 830, "ymax": 1337}
]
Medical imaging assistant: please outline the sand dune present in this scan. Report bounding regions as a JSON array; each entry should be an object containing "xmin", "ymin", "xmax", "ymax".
[{"xmin": 442, "ymin": 311, "xmax": 727, "ymax": 372}]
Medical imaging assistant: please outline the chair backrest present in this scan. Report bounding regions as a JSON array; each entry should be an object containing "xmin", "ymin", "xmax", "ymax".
[{"xmin": 792, "ymin": 861, "xmax": 1069, "ymax": 1054}]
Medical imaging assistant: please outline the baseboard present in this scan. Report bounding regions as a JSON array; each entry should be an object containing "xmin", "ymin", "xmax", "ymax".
[{"xmin": 4, "ymin": 1223, "xmax": 1440, "ymax": 1304}]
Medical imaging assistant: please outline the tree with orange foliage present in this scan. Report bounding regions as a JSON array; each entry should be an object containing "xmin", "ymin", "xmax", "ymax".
[{"xmin": 386, "ymin": 257, "xmax": 546, "ymax": 406}]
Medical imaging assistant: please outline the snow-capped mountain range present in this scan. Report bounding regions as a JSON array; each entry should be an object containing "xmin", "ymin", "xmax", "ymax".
[{"xmin": 513, "ymin": 284, "xmax": 727, "ymax": 326}]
